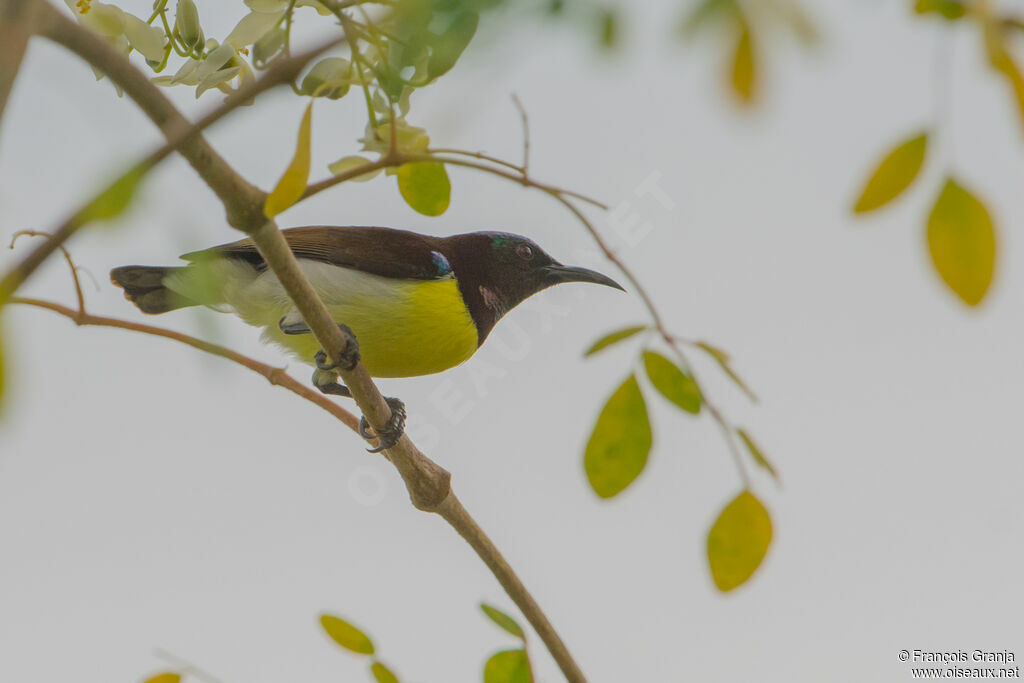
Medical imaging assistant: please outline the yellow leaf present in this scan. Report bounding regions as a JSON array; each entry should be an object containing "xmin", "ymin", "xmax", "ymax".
[
  {"xmin": 81, "ymin": 166, "xmax": 145, "ymax": 224},
  {"xmin": 371, "ymin": 661, "xmax": 400, "ymax": 683},
  {"xmin": 396, "ymin": 162, "xmax": 450, "ymax": 217},
  {"xmin": 695, "ymin": 340, "xmax": 757, "ymax": 402},
  {"xmin": 980, "ymin": 8, "xmax": 1024, "ymax": 133},
  {"xmin": 584, "ymin": 375, "xmax": 652, "ymax": 498},
  {"xmin": 736, "ymin": 428, "xmax": 778, "ymax": 482},
  {"xmin": 320, "ymin": 614, "xmax": 375, "ymax": 655},
  {"xmin": 707, "ymin": 491, "xmax": 772, "ymax": 592},
  {"xmin": 143, "ymin": 674, "xmax": 181, "ymax": 683},
  {"xmin": 853, "ymin": 133, "xmax": 928, "ymax": 213},
  {"xmin": 483, "ymin": 649, "xmax": 532, "ymax": 683},
  {"xmin": 265, "ymin": 103, "xmax": 313, "ymax": 217},
  {"xmin": 583, "ymin": 324, "xmax": 647, "ymax": 357},
  {"xmin": 926, "ymin": 178, "xmax": 996, "ymax": 306},
  {"xmin": 643, "ymin": 350, "xmax": 701, "ymax": 414},
  {"xmin": 730, "ymin": 20, "xmax": 756, "ymax": 104},
  {"xmin": 480, "ymin": 603, "xmax": 524, "ymax": 639}
]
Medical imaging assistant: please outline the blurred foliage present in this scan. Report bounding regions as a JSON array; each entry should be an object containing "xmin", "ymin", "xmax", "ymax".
[
  {"xmin": 853, "ymin": 133, "xmax": 928, "ymax": 214},
  {"xmin": 927, "ymin": 178, "xmax": 996, "ymax": 306},
  {"xmin": 320, "ymin": 614, "xmax": 402, "ymax": 682},
  {"xmin": 480, "ymin": 603, "xmax": 533, "ymax": 683},
  {"xmin": 584, "ymin": 329, "xmax": 772, "ymax": 590},
  {"xmin": 737, "ymin": 427, "xmax": 777, "ymax": 482},
  {"xmin": 681, "ymin": 0, "xmax": 818, "ymax": 106},
  {"xmin": 852, "ymin": 1, "xmax": 1024, "ymax": 307},
  {"xmin": 265, "ymin": 102, "xmax": 313, "ymax": 218},
  {"xmin": 480, "ymin": 603, "xmax": 525, "ymax": 638},
  {"xmin": 142, "ymin": 674, "xmax": 181, "ymax": 683},
  {"xmin": 583, "ymin": 324, "xmax": 647, "ymax": 356},
  {"xmin": 312, "ymin": 604, "xmax": 531, "ymax": 681},
  {"xmin": 707, "ymin": 491, "xmax": 772, "ymax": 592}
]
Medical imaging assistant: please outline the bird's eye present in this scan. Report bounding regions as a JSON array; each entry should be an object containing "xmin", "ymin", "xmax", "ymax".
[{"xmin": 516, "ymin": 244, "xmax": 534, "ymax": 261}]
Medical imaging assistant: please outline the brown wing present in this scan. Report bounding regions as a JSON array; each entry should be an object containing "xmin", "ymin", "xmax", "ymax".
[{"xmin": 181, "ymin": 226, "xmax": 452, "ymax": 280}]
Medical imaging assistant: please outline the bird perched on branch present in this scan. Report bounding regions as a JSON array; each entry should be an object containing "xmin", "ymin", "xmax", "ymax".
[{"xmin": 111, "ymin": 225, "xmax": 624, "ymax": 450}]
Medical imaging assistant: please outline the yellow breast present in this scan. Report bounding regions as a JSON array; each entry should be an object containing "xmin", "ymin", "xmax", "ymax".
[{"xmin": 262, "ymin": 276, "xmax": 479, "ymax": 378}]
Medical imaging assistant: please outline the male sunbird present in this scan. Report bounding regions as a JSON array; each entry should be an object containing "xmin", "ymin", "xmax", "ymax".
[{"xmin": 111, "ymin": 225, "xmax": 624, "ymax": 449}]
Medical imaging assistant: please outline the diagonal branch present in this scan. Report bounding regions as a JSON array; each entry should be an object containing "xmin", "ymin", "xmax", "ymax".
[
  {"xmin": 26, "ymin": 3, "xmax": 586, "ymax": 679},
  {"xmin": 0, "ymin": 0, "xmax": 37, "ymax": 124}
]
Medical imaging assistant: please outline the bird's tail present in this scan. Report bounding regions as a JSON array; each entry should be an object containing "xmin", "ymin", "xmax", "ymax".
[{"xmin": 110, "ymin": 265, "xmax": 196, "ymax": 314}]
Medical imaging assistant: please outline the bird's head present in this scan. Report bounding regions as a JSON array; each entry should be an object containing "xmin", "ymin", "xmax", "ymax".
[{"xmin": 443, "ymin": 231, "xmax": 624, "ymax": 343}]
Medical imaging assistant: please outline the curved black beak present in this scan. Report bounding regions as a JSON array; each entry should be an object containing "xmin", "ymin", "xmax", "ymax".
[{"xmin": 543, "ymin": 264, "xmax": 625, "ymax": 291}]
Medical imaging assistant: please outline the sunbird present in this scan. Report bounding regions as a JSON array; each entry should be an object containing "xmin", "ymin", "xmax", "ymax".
[{"xmin": 111, "ymin": 225, "xmax": 624, "ymax": 449}]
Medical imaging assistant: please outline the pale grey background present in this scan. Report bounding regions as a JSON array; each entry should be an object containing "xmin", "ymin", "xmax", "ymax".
[{"xmin": 1, "ymin": 1, "xmax": 1022, "ymax": 681}]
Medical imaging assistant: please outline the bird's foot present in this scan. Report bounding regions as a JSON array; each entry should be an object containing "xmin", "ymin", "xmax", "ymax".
[
  {"xmin": 313, "ymin": 323, "xmax": 361, "ymax": 372},
  {"xmin": 359, "ymin": 397, "xmax": 407, "ymax": 453},
  {"xmin": 314, "ymin": 380, "xmax": 352, "ymax": 398}
]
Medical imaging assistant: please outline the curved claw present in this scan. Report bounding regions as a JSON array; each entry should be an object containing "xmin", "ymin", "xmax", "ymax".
[
  {"xmin": 314, "ymin": 349, "xmax": 336, "ymax": 372},
  {"xmin": 358, "ymin": 415, "xmax": 374, "ymax": 440},
  {"xmin": 361, "ymin": 397, "xmax": 407, "ymax": 453},
  {"xmin": 314, "ymin": 324, "xmax": 361, "ymax": 372}
]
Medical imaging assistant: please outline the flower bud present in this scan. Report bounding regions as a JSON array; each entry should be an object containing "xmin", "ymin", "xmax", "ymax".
[
  {"xmin": 300, "ymin": 57, "xmax": 351, "ymax": 99},
  {"xmin": 175, "ymin": 0, "xmax": 203, "ymax": 52}
]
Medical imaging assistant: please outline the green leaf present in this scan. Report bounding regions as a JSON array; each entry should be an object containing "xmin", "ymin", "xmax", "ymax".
[
  {"xmin": 397, "ymin": 162, "xmax": 450, "ymax": 216},
  {"xmin": 707, "ymin": 491, "xmax": 772, "ymax": 592},
  {"xmin": 643, "ymin": 350, "xmax": 701, "ymax": 414},
  {"xmin": 319, "ymin": 614, "xmax": 375, "ymax": 655},
  {"xmin": 371, "ymin": 661, "xmax": 399, "ymax": 683},
  {"xmin": 730, "ymin": 19, "xmax": 756, "ymax": 105},
  {"xmin": 480, "ymin": 603, "xmax": 524, "ymax": 639},
  {"xmin": 80, "ymin": 166, "xmax": 145, "ymax": 224},
  {"xmin": 428, "ymin": 11, "xmax": 479, "ymax": 80},
  {"xmin": 926, "ymin": 178, "xmax": 997, "ymax": 306},
  {"xmin": 483, "ymin": 649, "xmax": 532, "ymax": 683},
  {"xmin": 583, "ymin": 325, "xmax": 647, "ymax": 357},
  {"xmin": 914, "ymin": 0, "xmax": 966, "ymax": 20},
  {"xmin": 695, "ymin": 340, "xmax": 757, "ymax": 402},
  {"xmin": 265, "ymin": 102, "xmax": 313, "ymax": 218},
  {"xmin": 584, "ymin": 375, "xmax": 652, "ymax": 498},
  {"xmin": 736, "ymin": 428, "xmax": 778, "ymax": 481},
  {"xmin": 598, "ymin": 9, "xmax": 618, "ymax": 48},
  {"xmin": 853, "ymin": 133, "xmax": 928, "ymax": 213}
]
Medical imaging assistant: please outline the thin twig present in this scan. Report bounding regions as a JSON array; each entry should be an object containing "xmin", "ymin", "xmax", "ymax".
[
  {"xmin": 10, "ymin": 230, "xmax": 86, "ymax": 313},
  {"xmin": 511, "ymin": 93, "xmax": 531, "ymax": 177},
  {"xmin": 300, "ymin": 151, "xmax": 608, "ymax": 209},
  {"xmin": 11, "ymin": 296, "xmax": 363, "ymax": 432},
  {"xmin": 547, "ymin": 192, "xmax": 752, "ymax": 488}
]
